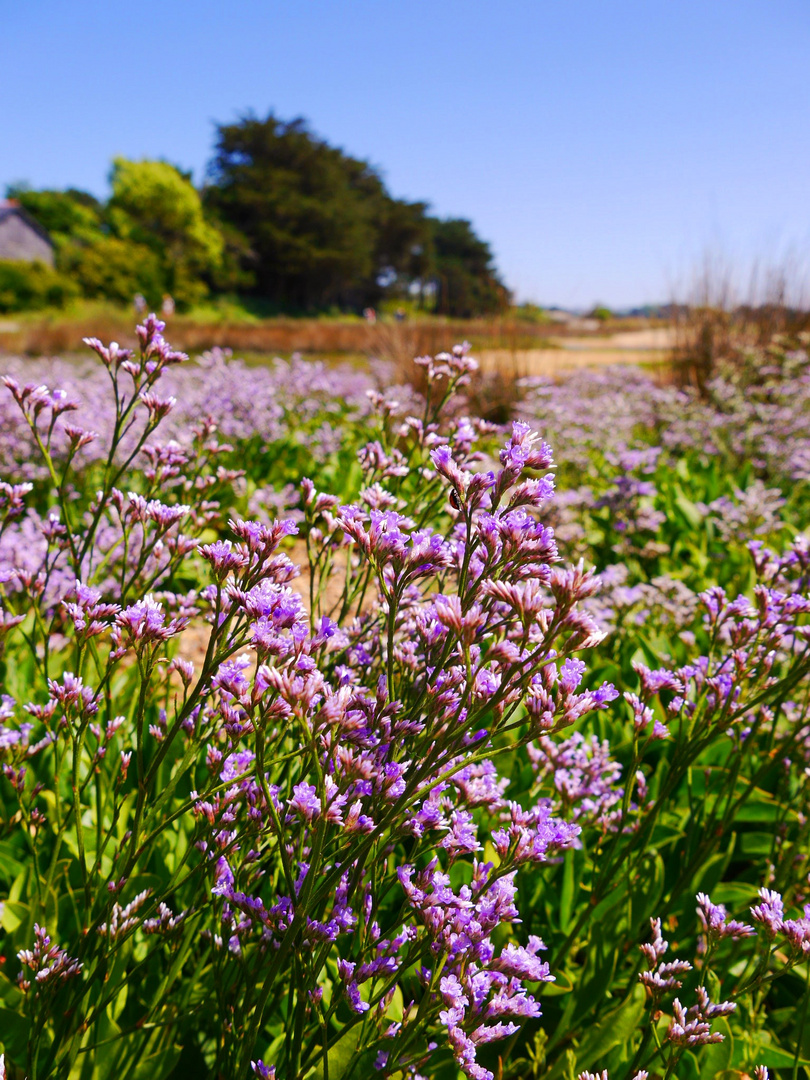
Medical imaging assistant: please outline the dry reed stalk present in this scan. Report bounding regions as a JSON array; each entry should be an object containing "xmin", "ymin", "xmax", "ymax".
[{"xmin": 669, "ymin": 255, "xmax": 810, "ymax": 392}]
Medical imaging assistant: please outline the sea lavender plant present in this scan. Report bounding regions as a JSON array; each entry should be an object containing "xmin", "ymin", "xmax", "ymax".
[
  {"xmin": 0, "ymin": 330, "xmax": 614, "ymax": 1079},
  {"xmin": 0, "ymin": 326, "xmax": 809, "ymax": 1080}
]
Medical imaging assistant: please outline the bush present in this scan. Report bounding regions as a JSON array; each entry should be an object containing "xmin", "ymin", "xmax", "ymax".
[
  {"xmin": 61, "ymin": 236, "xmax": 165, "ymax": 308},
  {"xmin": 0, "ymin": 260, "xmax": 79, "ymax": 313}
]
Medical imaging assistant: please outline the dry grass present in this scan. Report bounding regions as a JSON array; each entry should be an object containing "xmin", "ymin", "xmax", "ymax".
[
  {"xmin": 0, "ymin": 308, "xmax": 664, "ymax": 360},
  {"xmin": 0, "ymin": 306, "xmax": 676, "ymax": 426},
  {"xmin": 671, "ymin": 305, "xmax": 810, "ymax": 391},
  {"xmin": 669, "ymin": 257, "xmax": 810, "ymax": 391}
]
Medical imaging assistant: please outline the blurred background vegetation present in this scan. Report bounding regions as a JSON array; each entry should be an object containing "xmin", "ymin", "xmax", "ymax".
[{"xmin": 2, "ymin": 112, "xmax": 508, "ymax": 319}]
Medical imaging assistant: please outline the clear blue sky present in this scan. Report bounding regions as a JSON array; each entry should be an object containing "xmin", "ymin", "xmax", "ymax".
[{"xmin": 3, "ymin": 0, "xmax": 809, "ymax": 308}]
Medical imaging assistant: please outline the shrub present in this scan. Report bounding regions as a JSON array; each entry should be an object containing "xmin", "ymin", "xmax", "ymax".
[
  {"xmin": 0, "ymin": 260, "xmax": 78, "ymax": 314},
  {"xmin": 59, "ymin": 236, "xmax": 164, "ymax": 308}
]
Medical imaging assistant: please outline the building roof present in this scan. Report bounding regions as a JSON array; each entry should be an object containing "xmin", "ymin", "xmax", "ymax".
[{"xmin": 0, "ymin": 200, "xmax": 55, "ymax": 248}]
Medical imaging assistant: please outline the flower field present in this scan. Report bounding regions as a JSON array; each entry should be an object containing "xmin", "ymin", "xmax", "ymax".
[{"xmin": 0, "ymin": 318, "xmax": 809, "ymax": 1080}]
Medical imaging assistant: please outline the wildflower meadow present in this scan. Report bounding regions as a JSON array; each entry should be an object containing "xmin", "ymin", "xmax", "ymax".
[{"xmin": 0, "ymin": 318, "xmax": 809, "ymax": 1080}]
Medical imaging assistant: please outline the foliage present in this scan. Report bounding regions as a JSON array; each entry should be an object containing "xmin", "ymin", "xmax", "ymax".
[
  {"xmin": 107, "ymin": 159, "xmax": 224, "ymax": 309},
  {"xmin": 0, "ymin": 260, "xmax": 79, "ymax": 313},
  {"xmin": 5, "ymin": 187, "xmax": 106, "ymax": 251},
  {"xmin": 430, "ymin": 218, "xmax": 510, "ymax": 317},
  {"xmin": 6, "ymin": 119, "xmax": 508, "ymax": 317},
  {"xmin": 204, "ymin": 114, "xmax": 426, "ymax": 311},
  {"xmin": 6, "ymin": 169, "xmax": 220, "ymax": 311},
  {"xmin": 204, "ymin": 113, "xmax": 505, "ymax": 315},
  {"xmin": 0, "ymin": 328, "xmax": 808, "ymax": 1080},
  {"xmin": 59, "ymin": 236, "xmax": 165, "ymax": 308}
]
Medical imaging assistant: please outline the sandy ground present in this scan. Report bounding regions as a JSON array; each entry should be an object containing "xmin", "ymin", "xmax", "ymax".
[{"xmin": 476, "ymin": 326, "xmax": 677, "ymax": 376}]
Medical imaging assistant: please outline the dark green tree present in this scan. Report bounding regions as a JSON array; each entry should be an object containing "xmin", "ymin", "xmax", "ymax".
[
  {"xmin": 429, "ymin": 217, "xmax": 509, "ymax": 317},
  {"xmin": 205, "ymin": 114, "xmax": 456, "ymax": 312},
  {"xmin": 372, "ymin": 196, "xmax": 434, "ymax": 304},
  {"xmin": 206, "ymin": 114, "xmax": 392, "ymax": 310}
]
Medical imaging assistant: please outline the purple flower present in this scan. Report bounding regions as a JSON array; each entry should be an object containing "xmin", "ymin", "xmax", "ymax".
[
  {"xmin": 250, "ymin": 1062, "xmax": 275, "ymax": 1079},
  {"xmin": 17, "ymin": 925, "xmax": 82, "ymax": 993},
  {"xmin": 696, "ymin": 892, "xmax": 755, "ymax": 944},
  {"xmin": 220, "ymin": 750, "xmax": 255, "ymax": 783},
  {"xmin": 751, "ymin": 887, "xmax": 785, "ymax": 937},
  {"xmin": 491, "ymin": 939, "xmax": 553, "ymax": 983},
  {"xmin": 289, "ymin": 782, "xmax": 321, "ymax": 822},
  {"xmin": 667, "ymin": 986, "xmax": 735, "ymax": 1048},
  {"xmin": 211, "ymin": 857, "xmax": 235, "ymax": 899},
  {"xmin": 346, "ymin": 981, "xmax": 369, "ymax": 1013}
]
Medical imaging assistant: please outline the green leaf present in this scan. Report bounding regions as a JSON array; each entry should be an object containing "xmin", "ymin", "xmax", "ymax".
[
  {"xmin": 384, "ymin": 983, "xmax": 403, "ymax": 1023},
  {"xmin": 559, "ymin": 849, "xmax": 575, "ymax": 933},
  {"xmin": 311, "ymin": 1024, "xmax": 363, "ymax": 1080},
  {"xmin": 698, "ymin": 1017, "xmax": 733, "ymax": 1078},
  {"xmin": 0, "ymin": 840, "xmax": 26, "ymax": 881},
  {"xmin": 630, "ymin": 851, "xmax": 665, "ymax": 928},
  {"xmin": 755, "ymin": 1043, "xmax": 810, "ymax": 1070},
  {"xmin": 125, "ymin": 1044, "xmax": 182, "ymax": 1080},
  {"xmin": 0, "ymin": 970, "xmax": 22, "ymax": 1009},
  {"xmin": 674, "ymin": 487, "xmax": 704, "ymax": 529},
  {"xmin": 542, "ymin": 968, "xmax": 574, "ymax": 997},
  {"xmin": 8, "ymin": 867, "xmax": 28, "ymax": 904},
  {"xmin": 738, "ymin": 832, "xmax": 776, "ymax": 856},
  {"xmin": 709, "ymin": 882, "xmax": 758, "ymax": 907},
  {"xmin": 572, "ymin": 984, "xmax": 647, "ymax": 1072},
  {"xmin": 733, "ymin": 795, "xmax": 796, "ymax": 823},
  {"xmin": 1, "ymin": 900, "xmax": 28, "ymax": 934},
  {"xmin": 0, "ymin": 1004, "xmax": 30, "ymax": 1057}
]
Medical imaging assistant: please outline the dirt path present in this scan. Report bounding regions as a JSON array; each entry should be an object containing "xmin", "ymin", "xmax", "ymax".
[{"xmin": 476, "ymin": 326, "xmax": 676, "ymax": 376}]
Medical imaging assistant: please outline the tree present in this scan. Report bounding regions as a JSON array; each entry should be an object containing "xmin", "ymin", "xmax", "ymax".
[
  {"xmin": 61, "ymin": 237, "xmax": 165, "ymax": 307},
  {"xmin": 373, "ymin": 196, "xmax": 434, "ymax": 305},
  {"xmin": 429, "ymin": 218, "xmax": 509, "ymax": 317},
  {"xmin": 108, "ymin": 158, "xmax": 223, "ymax": 308},
  {"xmin": 205, "ymin": 114, "xmax": 392, "ymax": 310},
  {"xmin": 204, "ymin": 114, "xmax": 509, "ymax": 314},
  {"xmin": 7, "ymin": 169, "xmax": 225, "ymax": 310},
  {"xmin": 6, "ymin": 123, "xmax": 510, "ymax": 316},
  {"xmin": 6, "ymin": 184, "xmax": 169, "ymax": 307}
]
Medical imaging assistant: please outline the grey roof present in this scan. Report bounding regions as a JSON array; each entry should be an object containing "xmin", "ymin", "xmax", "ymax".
[{"xmin": 0, "ymin": 200, "xmax": 55, "ymax": 248}]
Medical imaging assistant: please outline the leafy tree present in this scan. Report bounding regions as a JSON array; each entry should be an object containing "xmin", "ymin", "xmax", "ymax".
[
  {"xmin": 108, "ymin": 158, "xmax": 224, "ymax": 308},
  {"xmin": 205, "ymin": 114, "xmax": 505, "ymax": 314},
  {"xmin": 5, "ymin": 184, "xmax": 168, "ymax": 307},
  {"xmin": 60, "ymin": 236, "xmax": 165, "ymax": 307},
  {"xmin": 205, "ymin": 114, "xmax": 387, "ymax": 310},
  {"xmin": 6, "ymin": 124, "xmax": 509, "ymax": 316},
  {"xmin": 429, "ymin": 217, "xmax": 509, "ymax": 317},
  {"xmin": 371, "ymin": 196, "xmax": 434, "ymax": 303}
]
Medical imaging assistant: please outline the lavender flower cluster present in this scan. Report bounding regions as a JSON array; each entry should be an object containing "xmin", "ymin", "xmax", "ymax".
[
  {"xmin": 519, "ymin": 343, "xmax": 810, "ymax": 485},
  {"xmin": 0, "ymin": 322, "xmax": 808, "ymax": 1080}
]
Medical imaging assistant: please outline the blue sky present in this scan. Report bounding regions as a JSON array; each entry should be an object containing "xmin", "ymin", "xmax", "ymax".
[{"xmin": 3, "ymin": 0, "xmax": 809, "ymax": 307}]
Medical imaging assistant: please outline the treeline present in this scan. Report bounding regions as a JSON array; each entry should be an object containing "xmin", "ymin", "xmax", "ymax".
[{"xmin": 5, "ymin": 113, "xmax": 509, "ymax": 317}]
